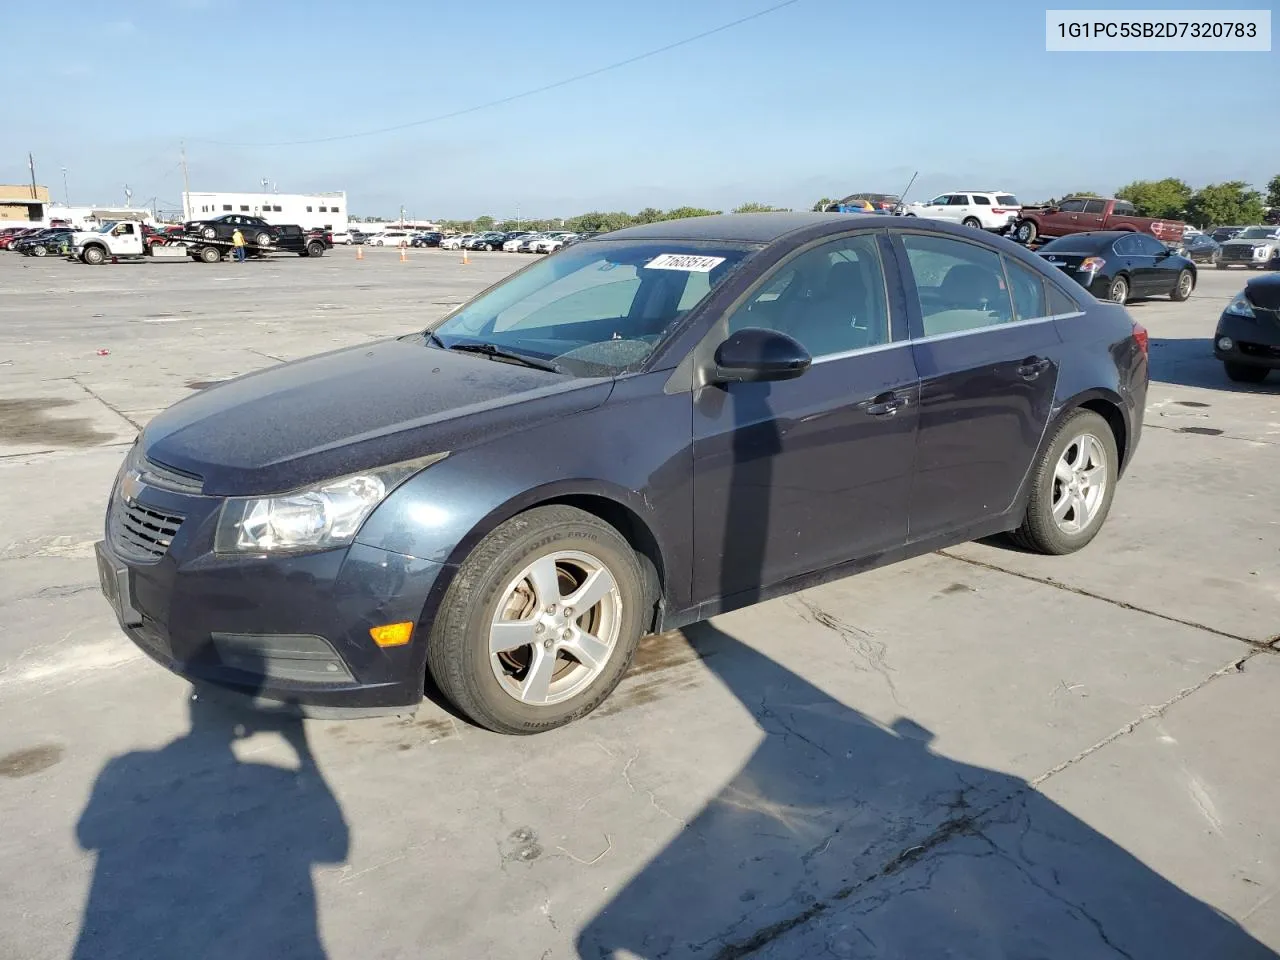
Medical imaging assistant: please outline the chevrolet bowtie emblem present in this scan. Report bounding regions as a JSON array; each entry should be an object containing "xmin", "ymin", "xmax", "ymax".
[{"xmin": 120, "ymin": 469, "xmax": 145, "ymax": 505}]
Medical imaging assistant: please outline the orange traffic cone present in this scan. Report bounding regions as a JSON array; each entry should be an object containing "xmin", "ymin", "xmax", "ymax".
[
  {"xmin": 356, "ymin": 245, "xmax": 363, "ymax": 260},
  {"xmin": 399, "ymin": 245, "xmax": 407, "ymax": 263},
  {"xmin": 461, "ymin": 248, "xmax": 469, "ymax": 265}
]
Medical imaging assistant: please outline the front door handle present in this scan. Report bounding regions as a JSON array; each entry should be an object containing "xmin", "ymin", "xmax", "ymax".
[
  {"xmin": 1017, "ymin": 357, "xmax": 1052, "ymax": 380},
  {"xmin": 864, "ymin": 391, "xmax": 908, "ymax": 417}
]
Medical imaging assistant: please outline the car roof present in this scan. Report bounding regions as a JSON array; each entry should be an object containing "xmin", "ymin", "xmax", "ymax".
[{"xmin": 603, "ymin": 212, "xmax": 877, "ymax": 244}]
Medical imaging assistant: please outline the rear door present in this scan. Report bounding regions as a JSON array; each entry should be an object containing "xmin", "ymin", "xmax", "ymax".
[
  {"xmin": 1078, "ymin": 199, "xmax": 1108, "ymax": 230},
  {"xmin": 692, "ymin": 230, "xmax": 920, "ymax": 602},
  {"xmin": 1111, "ymin": 233, "xmax": 1157, "ymax": 293},
  {"xmin": 892, "ymin": 230, "xmax": 1063, "ymax": 540}
]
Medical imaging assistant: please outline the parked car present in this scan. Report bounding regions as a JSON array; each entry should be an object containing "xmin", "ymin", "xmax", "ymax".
[
  {"xmin": 1214, "ymin": 272, "xmax": 1280, "ymax": 382},
  {"xmin": 826, "ymin": 193, "xmax": 901, "ymax": 214},
  {"xmin": 560, "ymin": 232, "xmax": 599, "ymax": 249},
  {"xmin": 441, "ymin": 234, "xmax": 475, "ymax": 251},
  {"xmin": 1179, "ymin": 233, "xmax": 1221, "ymax": 263},
  {"xmin": 270, "ymin": 225, "xmax": 330, "ymax": 257},
  {"xmin": 464, "ymin": 232, "xmax": 507, "ymax": 251},
  {"xmin": 2, "ymin": 227, "xmax": 43, "ymax": 250},
  {"xmin": 369, "ymin": 230, "xmax": 414, "ymax": 247},
  {"xmin": 182, "ymin": 214, "xmax": 276, "ymax": 246},
  {"xmin": 540, "ymin": 233, "xmax": 579, "ymax": 253},
  {"xmin": 532, "ymin": 232, "xmax": 574, "ymax": 253},
  {"xmin": 515, "ymin": 233, "xmax": 549, "ymax": 253},
  {"xmin": 411, "ymin": 231, "xmax": 443, "ymax": 248},
  {"xmin": 0, "ymin": 226, "xmax": 27, "ymax": 249},
  {"xmin": 20, "ymin": 228, "xmax": 74, "ymax": 257},
  {"xmin": 502, "ymin": 232, "xmax": 534, "ymax": 252},
  {"xmin": 1035, "ymin": 231, "xmax": 1196, "ymax": 304},
  {"xmin": 94, "ymin": 212, "xmax": 1148, "ymax": 735},
  {"xmin": 901, "ymin": 191, "xmax": 1022, "ymax": 233},
  {"xmin": 1215, "ymin": 225, "xmax": 1280, "ymax": 270},
  {"xmin": 1012, "ymin": 197, "xmax": 1186, "ymax": 246}
]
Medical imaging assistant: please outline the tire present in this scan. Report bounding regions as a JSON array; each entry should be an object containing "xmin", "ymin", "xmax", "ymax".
[
  {"xmin": 1170, "ymin": 268, "xmax": 1193, "ymax": 302},
  {"xmin": 254, "ymin": 232, "xmax": 271, "ymax": 247},
  {"xmin": 426, "ymin": 505, "xmax": 648, "ymax": 735},
  {"xmin": 1014, "ymin": 220, "xmax": 1037, "ymax": 244},
  {"xmin": 962, "ymin": 217, "xmax": 982, "ymax": 230},
  {"xmin": 306, "ymin": 241, "xmax": 325, "ymax": 258},
  {"xmin": 201, "ymin": 226, "xmax": 216, "ymax": 240},
  {"xmin": 82, "ymin": 245, "xmax": 106, "ymax": 265},
  {"xmin": 32, "ymin": 245, "xmax": 47, "ymax": 257},
  {"xmin": 198, "ymin": 245, "xmax": 221, "ymax": 263},
  {"xmin": 1010, "ymin": 409, "xmax": 1118, "ymax": 555},
  {"xmin": 1224, "ymin": 362, "xmax": 1269, "ymax": 383},
  {"xmin": 1216, "ymin": 262, "xmax": 1229, "ymax": 270},
  {"xmin": 1107, "ymin": 275, "xmax": 1129, "ymax": 304},
  {"xmin": 375, "ymin": 239, "xmax": 384, "ymax": 246}
]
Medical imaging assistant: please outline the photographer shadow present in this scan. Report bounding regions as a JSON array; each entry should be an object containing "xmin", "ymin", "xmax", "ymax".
[{"xmin": 73, "ymin": 655, "xmax": 349, "ymax": 960}]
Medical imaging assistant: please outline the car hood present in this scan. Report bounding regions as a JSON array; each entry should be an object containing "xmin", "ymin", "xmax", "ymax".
[
  {"xmin": 1223, "ymin": 237, "xmax": 1279, "ymax": 247},
  {"xmin": 141, "ymin": 336, "xmax": 613, "ymax": 497}
]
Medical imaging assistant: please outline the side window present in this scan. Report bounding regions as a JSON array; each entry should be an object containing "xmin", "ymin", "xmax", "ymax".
[
  {"xmin": 928, "ymin": 195, "xmax": 949, "ymax": 206},
  {"xmin": 727, "ymin": 234, "xmax": 890, "ymax": 358},
  {"xmin": 973, "ymin": 195, "xmax": 991, "ymax": 205},
  {"xmin": 222, "ymin": 204, "xmax": 232, "ymax": 211},
  {"xmin": 1083, "ymin": 200, "xmax": 1107, "ymax": 214},
  {"xmin": 1059, "ymin": 200, "xmax": 1085, "ymax": 213},
  {"xmin": 901, "ymin": 233, "xmax": 1014, "ymax": 336},
  {"xmin": 1113, "ymin": 201, "xmax": 1137, "ymax": 216},
  {"xmin": 1113, "ymin": 234, "xmax": 1141, "ymax": 256},
  {"xmin": 1135, "ymin": 234, "xmax": 1166, "ymax": 255},
  {"xmin": 1003, "ymin": 257, "xmax": 1047, "ymax": 321},
  {"xmin": 1047, "ymin": 283, "xmax": 1080, "ymax": 315},
  {"xmin": 948, "ymin": 195, "xmax": 969, "ymax": 206}
]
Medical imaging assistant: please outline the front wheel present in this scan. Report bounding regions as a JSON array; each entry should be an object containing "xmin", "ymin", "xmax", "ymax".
[
  {"xmin": 32, "ymin": 245, "xmax": 47, "ymax": 257},
  {"xmin": 1216, "ymin": 262, "xmax": 1230, "ymax": 270},
  {"xmin": 1170, "ymin": 268, "xmax": 1193, "ymax": 302},
  {"xmin": 1107, "ymin": 275, "xmax": 1129, "ymax": 304},
  {"xmin": 1224, "ymin": 362, "xmax": 1269, "ymax": 384},
  {"xmin": 201, "ymin": 226, "xmax": 216, "ymax": 240},
  {"xmin": 82, "ymin": 245, "xmax": 106, "ymax": 265},
  {"xmin": 1014, "ymin": 220, "xmax": 1037, "ymax": 244},
  {"xmin": 1010, "ymin": 409, "xmax": 1118, "ymax": 555},
  {"xmin": 426, "ymin": 505, "xmax": 647, "ymax": 735}
]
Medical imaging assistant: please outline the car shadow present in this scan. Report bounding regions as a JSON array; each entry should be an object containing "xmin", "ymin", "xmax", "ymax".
[
  {"xmin": 1149, "ymin": 337, "xmax": 1276, "ymax": 392},
  {"xmin": 577, "ymin": 374, "xmax": 1276, "ymax": 959},
  {"xmin": 72, "ymin": 653, "xmax": 349, "ymax": 960}
]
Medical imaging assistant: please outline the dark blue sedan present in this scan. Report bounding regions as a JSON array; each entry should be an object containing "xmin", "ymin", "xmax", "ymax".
[{"xmin": 96, "ymin": 213, "xmax": 1149, "ymax": 733}]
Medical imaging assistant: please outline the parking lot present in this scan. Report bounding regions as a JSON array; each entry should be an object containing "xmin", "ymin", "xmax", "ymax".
[{"xmin": 1, "ymin": 245, "xmax": 1277, "ymax": 958}]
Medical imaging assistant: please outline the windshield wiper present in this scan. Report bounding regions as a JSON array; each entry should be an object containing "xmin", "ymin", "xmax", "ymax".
[
  {"xmin": 425, "ymin": 331, "xmax": 447, "ymax": 349},
  {"xmin": 444, "ymin": 341, "xmax": 562, "ymax": 373}
]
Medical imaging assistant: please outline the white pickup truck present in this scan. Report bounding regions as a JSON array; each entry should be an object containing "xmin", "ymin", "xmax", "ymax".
[{"xmin": 72, "ymin": 221, "xmax": 150, "ymax": 264}]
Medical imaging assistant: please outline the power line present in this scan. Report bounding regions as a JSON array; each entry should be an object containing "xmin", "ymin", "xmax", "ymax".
[{"xmin": 188, "ymin": 0, "xmax": 805, "ymax": 148}]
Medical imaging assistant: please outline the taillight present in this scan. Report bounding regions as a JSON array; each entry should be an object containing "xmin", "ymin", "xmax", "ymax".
[
  {"xmin": 992, "ymin": 207, "xmax": 1010, "ymax": 214},
  {"xmin": 1080, "ymin": 257, "xmax": 1106, "ymax": 272},
  {"xmin": 1132, "ymin": 322, "xmax": 1148, "ymax": 356}
]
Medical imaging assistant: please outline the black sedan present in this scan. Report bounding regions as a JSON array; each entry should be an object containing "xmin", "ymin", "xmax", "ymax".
[
  {"xmin": 411, "ymin": 231, "xmax": 443, "ymax": 248},
  {"xmin": 1179, "ymin": 233, "xmax": 1221, "ymax": 264},
  {"xmin": 95, "ymin": 213, "xmax": 1148, "ymax": 734},
  {"xmin": 17, "ymin": 228, "xmax": 73, "ymax": 257},
  {"xmin": 1035, "ymin": 231, "xmax": 1196, "ymax": 304},
  {"xmin": 1214, "ymin": 272, "xmax": 1280, "ymax": 383},
  {"xmin": 181, "ymin": 214, "xmax": 276, "ymax": 246}
]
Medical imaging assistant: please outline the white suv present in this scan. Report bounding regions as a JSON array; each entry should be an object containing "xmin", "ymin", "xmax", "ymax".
[{"xmin": 902, "ymin": 191, "xmax": 1022, "ymax": 232}]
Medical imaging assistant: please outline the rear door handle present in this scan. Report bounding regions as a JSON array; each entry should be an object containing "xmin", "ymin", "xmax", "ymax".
[
  {"xmin": 1017, "ymin": 357, "xmax": 1052, "ymax": 379},
  {"xmin": 863, "ymin": 391, "xmax": 908, "ymax": 417}
]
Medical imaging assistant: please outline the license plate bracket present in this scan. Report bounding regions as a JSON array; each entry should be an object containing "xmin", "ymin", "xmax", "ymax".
[{"xmin": 95, "ymin": 542, "xmax": 143, "ymax": 627}]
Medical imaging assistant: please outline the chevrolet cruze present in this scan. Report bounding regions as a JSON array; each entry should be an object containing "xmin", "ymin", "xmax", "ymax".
[{"xmin": 97, "ymin": 213, "xmax": 1148, "ymax": 734}]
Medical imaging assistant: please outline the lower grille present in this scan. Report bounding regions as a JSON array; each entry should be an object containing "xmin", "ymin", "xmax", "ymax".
[
  {"xmin": 109, "ymin": 499, "xmax": 184, "ymax": 562},
  {"xmin": 1221, "ymin": 246, "xmax": 1258, "ymax": 261}
]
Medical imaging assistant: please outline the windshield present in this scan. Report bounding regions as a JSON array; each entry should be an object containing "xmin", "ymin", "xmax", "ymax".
[
  {"xmin": 1239, "ymin": 227, "xmax": 1279, "ymax": 239},
  {"xmin": 429, "ymin": 239, "xmax": 757, "ymax": 376},
  {"xmin": 96, "ymin": 222, "xmax": 118, "ymax": 233}
]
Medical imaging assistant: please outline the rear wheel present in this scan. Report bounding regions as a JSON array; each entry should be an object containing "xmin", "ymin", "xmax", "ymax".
[
  {"xmin": 962, "ymin": 217, "xmax": 982, "ymax": 230},
  {"xmin": 1010, "ymin": 409, "xmax": 1118, "ymax": 555},
  {"xmin": 426, "ymin": 505, "xmax": 647, "ymax": 735},
  {"xmin": 1107, "ymin": 275, "xmax": 1129, "ymax": 304},
  {"xmin": 1171, "ymin": 268, "xmax": 1193, "ymax": 301},
  {"xmin": 1224, "ymin": 362, "xmax": 1269, "ymax": 383},
  {"xmin": 255, "ymin": 231, "xmax": 272, "ymax": 247},
  {"xmin": 306, "ymin": 241, "xmax": 325, "ymax": 258},
  {"xmin": 198, "ymin": 245, "xmax": 221, "ymax": 263},
  {"xmin": 1216, "ymin": 261, "xmax": 1230, "ymax": 270},
  {"xmin": 32, "ymin": 245, "xmax": 47, "ymax": 257}
]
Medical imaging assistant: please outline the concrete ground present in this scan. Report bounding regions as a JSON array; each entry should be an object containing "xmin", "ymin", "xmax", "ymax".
[{"xmin": 0, "ymin": 245, "xmax": 1276, "ymax": 960}]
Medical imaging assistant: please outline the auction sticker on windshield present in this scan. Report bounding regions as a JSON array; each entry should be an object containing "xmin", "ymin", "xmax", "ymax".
[{"xmin": 645, "ymin": 253, "xmax": 726, "ymax": 272}]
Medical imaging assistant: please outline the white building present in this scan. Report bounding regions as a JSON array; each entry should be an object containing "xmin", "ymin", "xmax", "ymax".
[{"xmin": 181, "ymin": 191, "xmax": 348, "ymax": 232}]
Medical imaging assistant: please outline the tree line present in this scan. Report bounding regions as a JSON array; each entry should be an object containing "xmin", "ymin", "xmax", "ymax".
[{"xmin": 389, "ymin": 176, "xmax": 1280, "ymax": 234}]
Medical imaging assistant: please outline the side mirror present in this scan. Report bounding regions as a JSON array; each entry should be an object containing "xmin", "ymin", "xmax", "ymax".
[{"xmin": 710, "ymin": 328, "xmax": 811, "ymax": 384}]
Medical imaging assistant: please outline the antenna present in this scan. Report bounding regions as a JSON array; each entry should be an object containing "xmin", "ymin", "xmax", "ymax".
[
  {"xmin": 180, "ymin": 141, "xmax": 191, "ymax": 220},
  {"xmin": 894, "ymin": 170, "xmax": 919, "ymax": 213}
]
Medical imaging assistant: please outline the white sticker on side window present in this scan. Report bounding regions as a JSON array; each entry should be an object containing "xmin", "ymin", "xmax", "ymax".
[{"xmin": 644, "ymin": 253, "xmax": 726, "ymax": 272}]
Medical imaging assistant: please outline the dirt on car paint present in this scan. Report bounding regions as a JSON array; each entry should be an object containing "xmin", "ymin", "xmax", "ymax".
[{"xmin": 0, "ymin": 398, "xmax": 113, "ymax": 447}]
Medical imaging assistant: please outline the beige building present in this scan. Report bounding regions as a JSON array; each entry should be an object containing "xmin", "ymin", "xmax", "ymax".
[{"xmin": 0, "ymin": 184, "xmax": 50, "ymax": 226}]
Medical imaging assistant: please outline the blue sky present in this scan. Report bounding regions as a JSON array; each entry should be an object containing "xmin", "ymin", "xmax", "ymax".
[{"xmin": 2, "ymin": 0, "xmax": 1275, "ymax": 218}]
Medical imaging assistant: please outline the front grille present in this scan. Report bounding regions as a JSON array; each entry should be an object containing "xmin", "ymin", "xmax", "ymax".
[
  {"xmin": 109, "ymin": 499, "xmax": 184, "ymax": 562},
  {"xmin": 1221, "ymin": 246, "xmax": 1257, "ymax": 261},
  {"xmin": 139, "ymin": 457, "xmax": 203, "ymax": 493}
]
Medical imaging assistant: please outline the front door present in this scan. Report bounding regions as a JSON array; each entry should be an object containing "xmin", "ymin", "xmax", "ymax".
[
  {"xmin": 692, "ymin": 231, "xmax": 920, "ymax": 605},
  {"xmin": 1040, "ymin": 198, "xmax": 1087, "ymax": 238},
  {"xmin": 892, "ymin": 230, "xmax": 1062, "ymax": 540}
]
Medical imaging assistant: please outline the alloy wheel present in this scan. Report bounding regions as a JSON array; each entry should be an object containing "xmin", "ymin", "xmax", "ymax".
[
  {"xmin": 488, "ymin": 550, "xmax": 622, "ymax": 706},
  {"xmin": 1052, "ymin": 433, "xmax": 1107, "ymax": 535}
]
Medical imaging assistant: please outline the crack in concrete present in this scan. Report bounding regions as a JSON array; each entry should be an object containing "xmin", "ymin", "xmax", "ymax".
[
  {"xmin": 938, "ymin": 550, "xmax": 1278, "ymax": 653},
  {"xmin": 789, "ymin": 596, "xmax": 903, "ymax": 706},
  {"xmin": 1144, "ymin": 422, "xmax": 1280, "ymax": 447},
  {"xmin": 68, "ymin": 376, "xmax": 142, "ymax": 431}
]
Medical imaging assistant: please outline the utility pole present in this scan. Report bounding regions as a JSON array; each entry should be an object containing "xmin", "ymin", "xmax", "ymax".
[
  {"xmin": 28, "ymin": 152, "xmax": 37, "ymax": 199},
  {"xmin": 61, "ymin": 167, "xmax": 70, "ymax": 206},
  {"xmin": 516, "ymin": 204, "xmax": 521, "ymax": 230},
  {"xmin": 180, "ymin": 140, "xmax": 191, "ymax": 221}
]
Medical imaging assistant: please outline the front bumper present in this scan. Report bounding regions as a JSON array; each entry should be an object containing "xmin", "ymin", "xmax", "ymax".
[
  {"xmin": 1214, "ymin": 311, "xmax": 1280, "ymax": 369},
  {"xmin": 95, "ymin": 484, "xmax": 449, "ymax": 716}
]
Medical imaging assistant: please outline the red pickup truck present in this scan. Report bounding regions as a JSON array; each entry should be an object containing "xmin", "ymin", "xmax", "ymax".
[{"xmin": 1012, "ymin": 197, "xmax": 1185, "ymax": 246}]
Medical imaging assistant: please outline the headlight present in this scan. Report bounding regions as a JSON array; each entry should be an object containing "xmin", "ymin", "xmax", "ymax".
[
  {"xmin": 1224, "ymin": 291, "xmax": 1255, "ymax": 319},
  {"xmin": 214, "ymin": 451, "xmax": 448, "ymax": 554}
]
